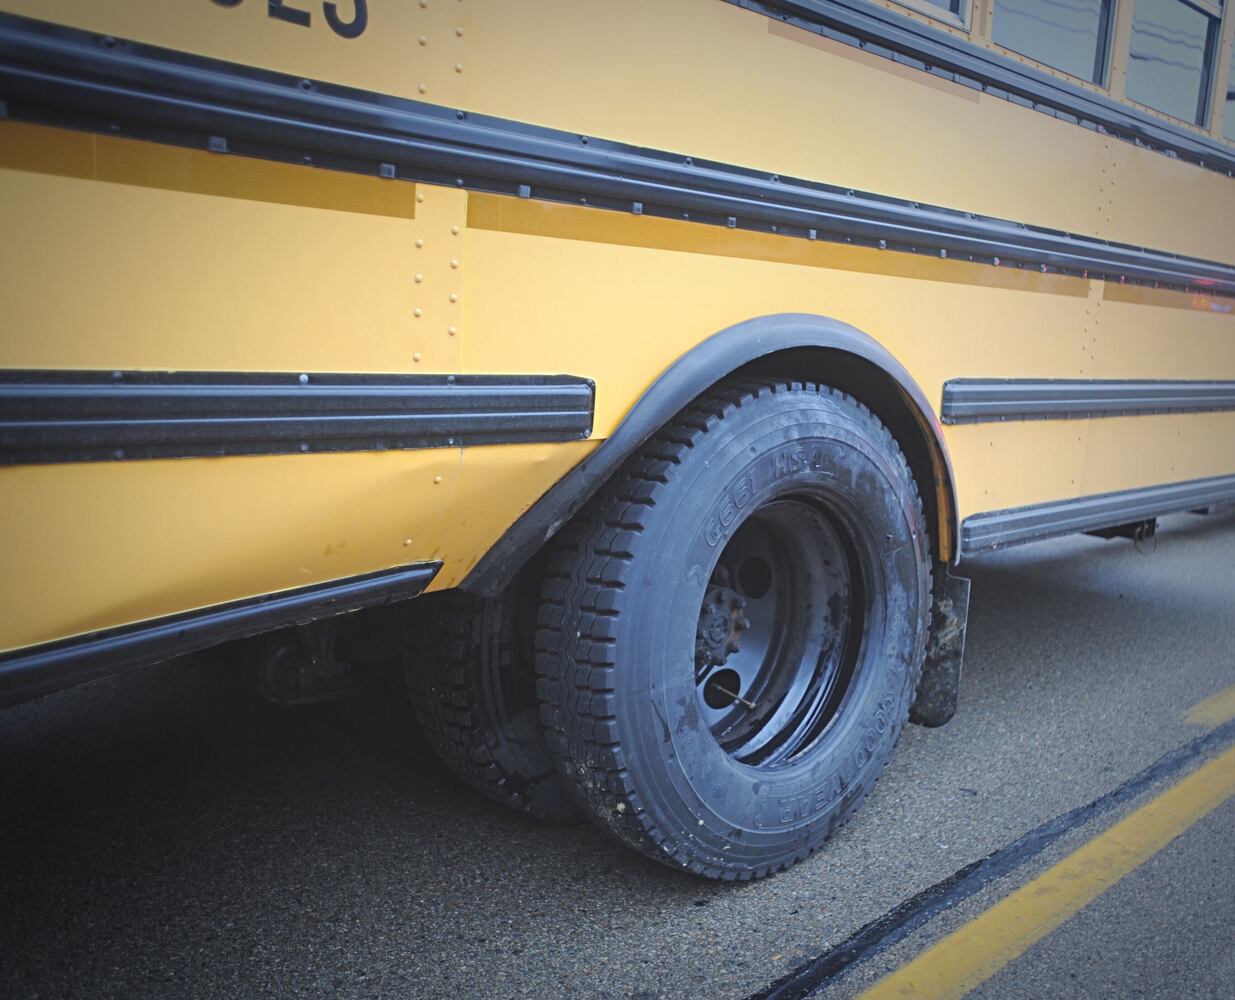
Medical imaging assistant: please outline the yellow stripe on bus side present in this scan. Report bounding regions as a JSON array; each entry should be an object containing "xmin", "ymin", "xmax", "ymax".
[{"xmin": 857, "ymin": 742, "xmax": 1235, "ymax": 1000}]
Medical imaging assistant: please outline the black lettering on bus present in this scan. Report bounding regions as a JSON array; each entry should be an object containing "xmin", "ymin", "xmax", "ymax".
[
  {"xmin": 268, "ymin": 0, "xmax": 311, "ymax": 28},
  {"xmin": 324, "ymin": 0, "xmax": 367, "ymax": 39}
]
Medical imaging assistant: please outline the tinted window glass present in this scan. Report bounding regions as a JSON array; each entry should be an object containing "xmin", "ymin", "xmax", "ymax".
[
  {"xmin": 1126, "ymin": 0, "xmax": 1217, "ymax": 124},
  {"xmin": 918, "ymin": 0, "xmax": 964, "ymax": 14},
  {"xmin": 993, "ymin": 0, "xmax": 1113, "ymax": 82},
  {"xmin": 1225, "ymin": 47, "xmax": 1235, "ymax": 141}
]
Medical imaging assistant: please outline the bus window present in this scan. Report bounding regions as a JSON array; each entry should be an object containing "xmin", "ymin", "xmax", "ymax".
[
  {"xmin": 992, "ymin": 0, "xmax": 1114, "ymax": 83},
  {"xmin": 1126, "ymin": 0, "xmax": 1222, "ymax": 125},
  {"xmin": 1224, "ymin": 44, "xmax": 1235, "ymax": 140},
  {"xmin": 910, "ymin": 0, "xmax": 965, "ymax": 17}
]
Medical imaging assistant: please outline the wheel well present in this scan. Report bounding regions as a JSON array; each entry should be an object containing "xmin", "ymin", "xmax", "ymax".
[
  {"xmin": 737, "ymin": 348, "xmax": 955, "ymax": 562},
  {"xmin": 463, "ymin": 314, "xmax": 958, "ymax": 596}
]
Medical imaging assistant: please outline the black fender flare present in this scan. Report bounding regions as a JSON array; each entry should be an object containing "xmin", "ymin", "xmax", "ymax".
[{"xmin": 461, "ymin": 313, "xmax": 958, "ymax": 596}]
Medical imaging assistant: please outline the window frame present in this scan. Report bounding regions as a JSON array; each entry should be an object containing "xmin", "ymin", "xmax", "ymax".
[
  {"xmin": 1122, "ymin": 0, "xmax": 1225, "ymax": 127},
  {"xmin": 985, "ymin": 0, "xmax": 1119, "ymax": 89},
  {"xmin": 891, "ymin": 0, "xmax": 972, "ymax": 33},
  {"xmin": 1210, "ymin": 0, "xmax": 1235, "ymax": 139}
]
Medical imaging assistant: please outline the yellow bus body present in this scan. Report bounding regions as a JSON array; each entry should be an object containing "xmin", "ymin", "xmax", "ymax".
[{"xmin": 1, "ymin": 0, "xmax": 1233, "ymax": 663}]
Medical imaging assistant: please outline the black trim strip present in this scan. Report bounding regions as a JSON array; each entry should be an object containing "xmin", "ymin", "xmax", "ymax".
[
  {"xmin": 745, "ymin": 717, "xmax": 1235, "ymax": 999},
  {"xmin": 0, "ymin": 370, "xmax": 594, "ymax": 464},
  {"xmin": 942, "ymin": 379, "xmax": 1235, "ymax": 423},
  {"xmin": 961, "ymin": 474, "xmax": 1235, "ymax": 554},
  {"xmin": 0, "ymin": 14, "xmax": 1233, "ymax": 297},
  {"xmin": 0, "ymin": 562, "xmax": 439, "ymax": 707},
  {"xmin": 728, "ymin": 0, "xmax": 1235, "ymax": 177}
]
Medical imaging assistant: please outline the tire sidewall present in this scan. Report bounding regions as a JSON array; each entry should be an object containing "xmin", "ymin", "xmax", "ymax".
[{"xmin": 614, "ymin": 389, "xmax": 928, "ymax": 870}]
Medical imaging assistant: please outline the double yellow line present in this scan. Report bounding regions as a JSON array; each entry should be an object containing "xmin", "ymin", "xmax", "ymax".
[{"xmin": 858, "ymin": 681, "xmax": 1235, "ymax": 1000}]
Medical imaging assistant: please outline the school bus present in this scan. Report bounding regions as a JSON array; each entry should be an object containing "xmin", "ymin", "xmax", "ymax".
[{"xmin": 1, "ymin": 0, "xmax": 1233, "ymax": 879}]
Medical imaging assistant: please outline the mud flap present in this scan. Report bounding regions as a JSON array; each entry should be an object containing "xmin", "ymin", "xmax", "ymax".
[{"xmin": 909, "ymin": 568, "xmax": 971, "ymax": 728}]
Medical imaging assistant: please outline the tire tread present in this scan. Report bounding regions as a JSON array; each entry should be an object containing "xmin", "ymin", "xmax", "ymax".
[{"xmin": 535, "ymin": 379, "xmax": 931, "ymax": 878}]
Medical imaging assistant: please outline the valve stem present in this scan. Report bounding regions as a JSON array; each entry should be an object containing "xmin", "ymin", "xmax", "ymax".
[{"xmin": 707, "ymin": 679, "xmax": 757, "ymax": 710}]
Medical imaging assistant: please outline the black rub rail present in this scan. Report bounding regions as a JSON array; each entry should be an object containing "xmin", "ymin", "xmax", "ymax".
[
  {"xmin": 0, "ymin": 562, "xmax": 440, "ymax": 707},
  {"xmin": 0, "ymin": 370, "xmax": 595, "ymax": 464},
  {"xmin": 1, "ymin": 13, "xmax": 1233, "ymax": 297},
  {"xmin": 942, "ymin": 379, "xmax": 1235, "ymax": 423},
  {"xmin": 961, "ymin": 473, "xmax": 1235, "ymax": 554}
]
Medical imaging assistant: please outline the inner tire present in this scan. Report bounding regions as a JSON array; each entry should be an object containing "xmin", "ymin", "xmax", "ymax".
[
  {"xmin": 536, "ymin": 379, "xmax": 930, "ymax": 878},
  {"xmin": 402, "ymin": 583, "xmax": 580, "ymax": 823}
]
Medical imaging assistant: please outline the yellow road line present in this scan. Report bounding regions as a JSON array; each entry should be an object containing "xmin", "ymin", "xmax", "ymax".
[
  {"xmin": 857, "ymin": 742, "xmax": 1235, "ymax": 1000},
  {"xmin": 1185, "ymin": 681, "xmax": 1235, "ymax": 728}
]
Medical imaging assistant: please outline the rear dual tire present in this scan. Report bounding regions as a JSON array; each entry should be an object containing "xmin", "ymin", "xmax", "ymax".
[{"xmin": 401, "ymin": 583, "xmax": 580, "ymax": 823}]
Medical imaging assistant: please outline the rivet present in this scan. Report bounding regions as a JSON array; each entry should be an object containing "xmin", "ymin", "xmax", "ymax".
[
  {"xmin": 419, "ymin": 0, "xmax": 428, "ymax": 7},
  {"xmin": 415, "ymin": 273, "xmax": 424, "ymax": 283},
  {"xmin": 403, "ymin": 538, "xmax": 413, "ymax": 547},
  {"xmin": 419, "ymin": 35, "xmax": 428, "ymax": 46},
  {"xmin": 418, "ymin": 83, "xmax": 428, "ymax": 94},
  {"xmin": 433, "ymin": 475, "xmax": 443, "ymax": 484},
  {"xmin": 448, "ymin": 325, "xmax": 458, "ymax": 336},
  {"xmin": 414, "ymin": 307, "xmax": 423, "ymax": 317},
  {"xmin": 413, "ymin": 352, "xmax": 422, "ymax": 362},
  {"xmin": 455, "ymin": 27, "xmax": 464, "ymax": 36},
  {"xmin": 455, "ymin": 63, "xmax": 464, "ymax": 73},
  {"xmin": 416, "ymin": 192, "xmax": 425, "ymax": 203},
  {"xmin": 415, "ymin": 239, "xmax": 425, "ymax": 248},
  {"xmin": 450, "ymin": 259, "xmax": 459, "ymax": 268},
  {"xmin": 451, "ymin": 225, "xmax": 460, "ymax": 235},
  {"xmin": 298, "ymin": 373, "xmax": 309, "ymax": 384},
  {"xmin": 449, "ymin": 292, "xmax": 458, "ymax": 302}
]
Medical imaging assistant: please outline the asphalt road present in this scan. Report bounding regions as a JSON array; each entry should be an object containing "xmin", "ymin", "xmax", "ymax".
[{"xmin": 3, "ymin": 509, "xmax": 1234, "ymax": 1000}]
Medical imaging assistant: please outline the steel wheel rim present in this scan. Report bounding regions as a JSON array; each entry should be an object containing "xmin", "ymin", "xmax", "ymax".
[{"xmin": 693, "ymin": 495, "xmax": 866, "ymax": 767}]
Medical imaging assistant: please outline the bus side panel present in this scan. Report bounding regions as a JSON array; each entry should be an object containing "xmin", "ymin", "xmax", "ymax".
[
  {"xmin": 0, "ymin": 125, "xmax": 593, "ymax": 653},
  {"xmin": 462, "ymin": 195, "xmax": 1235, "ymax": 524}
]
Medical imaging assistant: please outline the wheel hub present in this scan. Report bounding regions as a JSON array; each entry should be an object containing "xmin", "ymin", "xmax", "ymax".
[{"xmin": 694, "ymin": 583, "xmax": 750, "ymax": 675}]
